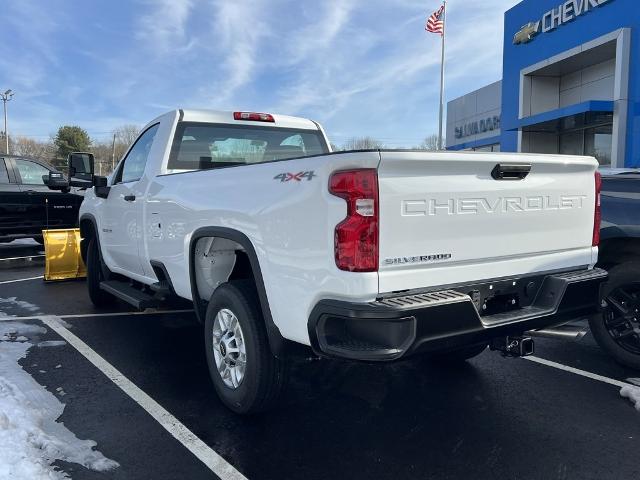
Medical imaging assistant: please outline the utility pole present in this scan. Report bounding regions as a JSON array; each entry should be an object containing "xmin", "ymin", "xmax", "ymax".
[
  {"xmin": 1, "ymin": 89, "xmax": 14, "ymax": 155},
  {"xmin": 111, "ymin": 133, "xmax": 116, "ymax": 172}
]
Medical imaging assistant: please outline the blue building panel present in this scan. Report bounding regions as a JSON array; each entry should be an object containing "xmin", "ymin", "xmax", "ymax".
[
  {"xmin": 501, "ymin": 0, "xmax": 639, "ymax": 167},
  {"xmin": 510, "ymin": 101, "xmax": 614, "ymax": 130}
]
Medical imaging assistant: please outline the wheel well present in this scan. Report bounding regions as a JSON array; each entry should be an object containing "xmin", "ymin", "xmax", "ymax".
[
  {"xmin": 189, "ymin": 228, "xmax": 312, "ymax": 359},
  {"xmin": 598, "ymin": 237, "xmax": 640, "ymax": 269},
  {"xmin": 193, "ymin": 236, "xmax": 256, "ymax": 303},
  {"xmin": 79, "ymin": 218, "xmax": 96, "ymax": 264}
]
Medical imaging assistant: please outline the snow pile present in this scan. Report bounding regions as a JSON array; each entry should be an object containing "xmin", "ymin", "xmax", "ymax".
[
  {"xmin": 0, "ymin": 322, "xmax": 119, "ymax": 479},
  {"xmin": 621, "ymin": 379, "xmax": 640, "ymax": 411}
]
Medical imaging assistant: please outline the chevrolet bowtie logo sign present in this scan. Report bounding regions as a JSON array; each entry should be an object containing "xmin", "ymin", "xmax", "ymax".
[
  {"xmin": 513, "ymin": 22, "xmax": 540, "ymax": 45},
  {"xmin": 513, "ymin": 0, "xmax": 613, "ymax": 46}
]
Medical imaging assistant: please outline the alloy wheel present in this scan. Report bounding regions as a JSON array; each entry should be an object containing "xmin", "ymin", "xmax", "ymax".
[
  {"xmin": 603, "ymin": 283, "xmax": 640, "ymax": 355},
  {"xmin": 212, "ymin": 308, "xmax": 247, "ymax": 389}
]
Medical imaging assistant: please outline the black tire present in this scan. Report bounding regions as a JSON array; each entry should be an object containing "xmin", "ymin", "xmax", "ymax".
[
  {"xmin": 429, "ymin": 343, "xmax": 488, "ymax": 363},
  {"xmin": 86, "ymin": 237, "xmax": 112, "ymax": 307},
  {"xmin": 589, "ymin": 262, "xmax": 640, "ymax": 370},
  {"xmin": 204, "ymin": 280, "xmax": 288, "ymax": 414}
]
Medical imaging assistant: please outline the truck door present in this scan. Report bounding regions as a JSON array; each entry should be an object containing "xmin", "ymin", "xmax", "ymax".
[
  {"xmin": 101, "ymin": 124, "xmax": 159, "ymax": 277},
  {"xmin": 12, "ymin": 158, "xmax": 79, "ymax": 231},
  {"xmin": 0, "ymin": 158, "xmax": 27, "ymax": 240}
]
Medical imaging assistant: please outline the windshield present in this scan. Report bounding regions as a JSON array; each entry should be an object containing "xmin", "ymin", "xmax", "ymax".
[{"xmin": 167, "ymin": 122, "xmax": 329, "ymax": 171}]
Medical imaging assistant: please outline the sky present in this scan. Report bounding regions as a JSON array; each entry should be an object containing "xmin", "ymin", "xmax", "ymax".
[{"xmin": 0, "ymin": 0, "xmax": 519, "ymax": 148}]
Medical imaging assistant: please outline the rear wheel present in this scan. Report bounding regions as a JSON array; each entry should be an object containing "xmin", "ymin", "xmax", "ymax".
[
  {"xmin": 204, "ymin": 280, "xmax": 287, "ymax": 414},
  {"xmin": 589, "ymin": 262, "xmax": 640, "ymax": 370},
  {"xmin": 86, "ymin": 237, "xmax": 112, "ymax": 307}
]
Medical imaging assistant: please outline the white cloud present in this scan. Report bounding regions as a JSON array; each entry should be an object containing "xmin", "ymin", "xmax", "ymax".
[
  {"xmin": 200, "ymin": 0, "xmax": 270, "ymax": 106},
  {"xmin": 137, "ymin": 0, "xmax": 195, "ymax": 55},
  {"xmin": 0, "ymin": 0, "xmax": 521, "ymax": 146}
]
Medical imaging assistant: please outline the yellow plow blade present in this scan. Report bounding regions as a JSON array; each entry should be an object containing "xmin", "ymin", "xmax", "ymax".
[{"xmin": 42, "ymin": 229, "xmax": 87, "ymax": 281}]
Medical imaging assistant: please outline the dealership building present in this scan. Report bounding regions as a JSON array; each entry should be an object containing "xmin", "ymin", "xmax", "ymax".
[{"xmin": 446, "ymin": 0, "xmax": 639, "ymax": 167}]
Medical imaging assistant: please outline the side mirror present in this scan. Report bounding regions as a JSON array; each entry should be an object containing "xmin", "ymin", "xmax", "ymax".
[
  {"xmin": 94, "ymin": 175, "xmax": 110, "ymax": 199},
  {"xmin": 45, "ymin": 171, "xmax": 70, "ymax": 191},
  {"xmin": 68, "ymin": 152, "xmax": 95, "ymax": 187}
]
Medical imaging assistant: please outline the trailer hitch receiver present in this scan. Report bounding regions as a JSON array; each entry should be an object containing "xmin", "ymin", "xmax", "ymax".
[{"xmin": 490, "ymin": 336, "xmax": 534, "ymax": 357}]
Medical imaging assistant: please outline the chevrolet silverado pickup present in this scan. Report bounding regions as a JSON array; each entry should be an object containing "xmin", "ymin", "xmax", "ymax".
[
  {"xmin": 51, "ymin": 109, "xmax": 607, "ymax": 413},
  {"xmin": 0, "ymin": 155, "xmax": 83, "ymax": 243}
]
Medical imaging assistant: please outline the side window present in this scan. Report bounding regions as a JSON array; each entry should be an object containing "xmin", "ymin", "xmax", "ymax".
[
  {"xmin": 116, "ymin": 124, "xmax": 159, "ymax": 184},
  {"xmin": 14, "ymin": 159, "xmax": 50, "ymax": 185},
  {"xmin": 0, "ymin": 159, "xmax": 9, "ymax": 184}
]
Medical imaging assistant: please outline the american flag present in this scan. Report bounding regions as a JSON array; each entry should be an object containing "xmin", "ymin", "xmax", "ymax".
[{"xmin": 425, "ymin": 4, "xmax": 445, "ymax": 35}]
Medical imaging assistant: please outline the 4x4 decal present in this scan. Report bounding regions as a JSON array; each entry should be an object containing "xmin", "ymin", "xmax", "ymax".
[{"xmin": 274, "ymin": 171, "xmax": 316, "ymax": 182}]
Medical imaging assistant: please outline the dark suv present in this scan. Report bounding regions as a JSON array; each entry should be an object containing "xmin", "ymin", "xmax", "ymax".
[
  {"xmin": 591, "ymin": 169, "xmax": 640, "ymax": 369},
  {"xmin": 0, "ymin": 155, "xmax": 83, "ymax": 244}
]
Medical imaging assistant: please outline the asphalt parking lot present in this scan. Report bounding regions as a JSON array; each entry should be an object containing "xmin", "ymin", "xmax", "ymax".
[{"xmin": 2, "ymin": 240, "xmax": 640, "ymax": 480}]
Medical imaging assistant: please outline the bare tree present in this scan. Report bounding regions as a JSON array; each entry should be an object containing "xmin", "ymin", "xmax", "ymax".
[
  {"xmin": 90, "ymin": 142, "xmax": 116, "ymax": 176},
  {"xmin": 12, "ymin": 136, "xmax": 55, "ymax": 160},
  {"xmin": 417, "ymin": 134, "xmax": 442, "ymax": 151},
  {"xmin": 342, "ymin": 137, "xmax": 385, "ymax": 151},
  {"xmin": 88, "ymin": 124, "xmax": 141, "ymax": 176},
  {"xmin": 112, "ymin": 124, "xmax": 141, "ymax": 162}
]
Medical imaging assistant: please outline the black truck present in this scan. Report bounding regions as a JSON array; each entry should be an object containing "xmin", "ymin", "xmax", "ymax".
[
  {"xmin": 591, "ymin": 169, "xmax": 640, "ymax": 369},
  {"xmin": 0, "ymin": 155, "xmax": 83, "ymax": 244}
]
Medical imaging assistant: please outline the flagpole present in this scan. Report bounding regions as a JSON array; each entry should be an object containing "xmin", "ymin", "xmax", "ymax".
[{"xmin": 437, "ymin": 1, "xmax": 447, "ymax": 150}]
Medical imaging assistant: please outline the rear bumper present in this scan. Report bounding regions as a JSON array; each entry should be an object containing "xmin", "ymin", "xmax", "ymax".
[{"xmin": 308, "ymin": 268, "xmax": 608, "ymax": 361}]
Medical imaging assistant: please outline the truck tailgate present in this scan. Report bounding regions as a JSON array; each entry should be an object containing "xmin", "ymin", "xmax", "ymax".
[{"xmin": 377, "ymin": 151, "xmax": 598, "ymax": 293}]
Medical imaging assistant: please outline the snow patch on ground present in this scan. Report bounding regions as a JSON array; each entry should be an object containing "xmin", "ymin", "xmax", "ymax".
[
  {"xmin": 621, "ymin": 378, "xmax": 640, "ymax": 411},
  {"xmin": 0, "ymin": 297, "xmax": 42, "ymax": 318},
  {"xmin": 37, "ymin": 341, "xmax": 67, "ymax": 348},
  {"xmin": 0, "ymin": 322, "xmax": 119, "ymax": 479}
]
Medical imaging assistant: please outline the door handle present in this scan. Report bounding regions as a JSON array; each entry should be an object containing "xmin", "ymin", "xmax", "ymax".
[
  {"xmin": 491, "ymin": 163, "xmax": 531, "ymax": 180},
  {"xmin": 124, "ymin": 195, "xmax": 136, "ymax": 202}
]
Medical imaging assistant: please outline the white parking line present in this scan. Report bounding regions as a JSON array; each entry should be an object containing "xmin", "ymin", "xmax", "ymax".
[
  {"xmin": 0, "ymin": 255, "xmax": 45, "ymax": 261},
  {"xmin": 0, "ymin": 275, "xmax": 44, "ymax": 285},
  {"xmin": 59, "ymin": 309, "xmax": 194, "ymax": 319},
  {"xmin": 0, "ymin": 309, "xmax": 194, "ymax": 322},
  {"xmin": 40, "ymin": 315, "xmax": 247, "ymax": 480},
  {"xmin": 524, "ymin": 355, "xmax": 629, "ymax": 388}
]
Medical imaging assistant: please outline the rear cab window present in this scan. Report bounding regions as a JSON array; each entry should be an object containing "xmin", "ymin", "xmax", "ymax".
[{"xmin": 166, "ymin": 123, "xmax": 329, "ymax": 172}]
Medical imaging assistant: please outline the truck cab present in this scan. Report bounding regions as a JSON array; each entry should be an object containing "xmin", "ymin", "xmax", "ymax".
[{"xmin": 0, "ymin": 155, "xmax": 83, "ymax": 243}]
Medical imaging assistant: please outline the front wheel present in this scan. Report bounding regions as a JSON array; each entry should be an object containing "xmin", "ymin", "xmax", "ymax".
[
  {"xmin": 86, "ymin": 237, "xmax": 112, "ymax": 307},
  {"xmin": 204, "ymin": 280, "xmax": 288, "ymax": 414},
  {"xmin": 589, "ymin": 262, "xmax": 640, "ymax": 370}
]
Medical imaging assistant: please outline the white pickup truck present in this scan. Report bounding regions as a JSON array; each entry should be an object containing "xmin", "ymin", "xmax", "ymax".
[{"xmin": 54, "ymin": 109, "xmax": 606, "ymax": 413}]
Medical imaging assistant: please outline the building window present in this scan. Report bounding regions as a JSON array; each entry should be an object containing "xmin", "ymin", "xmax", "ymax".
[
  {"xmin": 585, "ymin": 125, "xmax": 612, "ymax": 166},
  {"xmin": 559, "ymin": 124, "xmax": 612, "ymax": 165},
  {"xmin": 472, "ymin": 143, "xmax": 501, "ymax": 152}
]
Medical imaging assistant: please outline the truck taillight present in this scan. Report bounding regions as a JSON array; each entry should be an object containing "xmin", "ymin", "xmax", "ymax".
[
  {"xmin": 233, "ymin": 112, "xmax": 275, "ymax": 122},
  {"xmin": 593, "ymin": 171, "xmax": 602, "ymax": 247},
  {"xmin": 329, "ymin": 169, "xmax": 379, "ymax": 272}
]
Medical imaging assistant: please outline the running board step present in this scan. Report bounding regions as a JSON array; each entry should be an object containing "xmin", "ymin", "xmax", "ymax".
[
  {"xmin": 150, "ymin": 280, "xmax": 171, "ymax": 296},
  {"xmin": 100, "ymin": 280, "xmax": 160, "ymax": 310}
]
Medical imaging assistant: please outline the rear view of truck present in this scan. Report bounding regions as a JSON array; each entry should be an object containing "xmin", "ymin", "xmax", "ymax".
[{"xmin": 310, "ymin": 151, "xmax": 606, "ymax": 361}]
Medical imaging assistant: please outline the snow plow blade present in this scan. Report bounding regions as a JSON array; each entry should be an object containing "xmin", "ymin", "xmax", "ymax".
[{"xmin": 43, "ymin": 229, "xmax": 87, "ymax": 281}]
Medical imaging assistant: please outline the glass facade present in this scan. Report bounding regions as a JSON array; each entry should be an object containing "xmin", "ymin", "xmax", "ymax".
[
  {"xmin": 466, "ymin": 143, "xmax": 501, "ymax": 152},
  {"xmin": 522, "ymin": 111, "xmax": 613, "ymax": 165}
]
